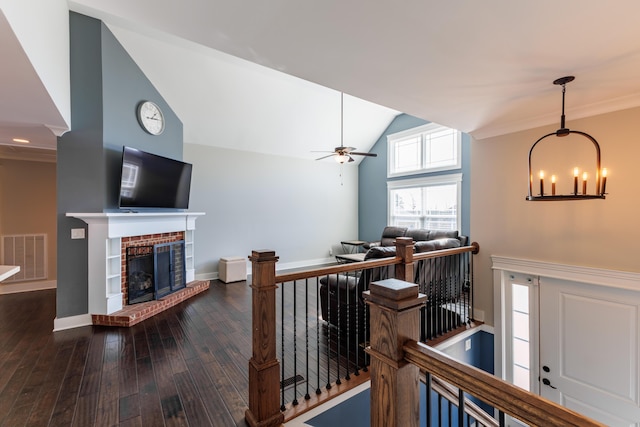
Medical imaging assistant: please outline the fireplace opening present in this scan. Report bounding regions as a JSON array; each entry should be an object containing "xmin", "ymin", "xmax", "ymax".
[
  {"xmin": 126, "ymin": 245, "xmax": 155, "ymax": 304},
  {"xmin": 126, "ymin": 240, "xmax": 186, "ymax": 304}
]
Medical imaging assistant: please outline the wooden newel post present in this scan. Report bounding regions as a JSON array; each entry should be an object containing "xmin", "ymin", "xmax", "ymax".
[
  {"xmin": 363, "ymin": 278, "xmax": 427, "ymax": 427},
  {"xmin": 245, "ymin": 250, "xmax": 284, "ymax": 427},
  {"xmin": 394, "ymin": 236, "xmax": 414, "ymax": 282}
]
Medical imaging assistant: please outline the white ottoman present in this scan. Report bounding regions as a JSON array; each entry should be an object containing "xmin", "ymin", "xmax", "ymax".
[{"xmin": 219, "ymin": 256, "xmax": 247, "ymax": 283}]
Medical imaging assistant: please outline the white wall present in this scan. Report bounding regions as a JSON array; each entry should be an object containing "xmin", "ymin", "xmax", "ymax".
[
  {"xmin": 0, "ymin": 0, "xmax": 70, "ymax": 130},
  {"xmin": 471, "ymin": 106, "xmax": 640, "ymax": 324},
  {"xmin": 185, "ymin": 143, "xmax": 359, "ymax": 277}
]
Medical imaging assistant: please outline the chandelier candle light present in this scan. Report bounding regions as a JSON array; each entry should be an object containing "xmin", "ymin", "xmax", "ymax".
[{"xmin": 527, "ymin": 76, "xmax": 608, "ymax": 201}]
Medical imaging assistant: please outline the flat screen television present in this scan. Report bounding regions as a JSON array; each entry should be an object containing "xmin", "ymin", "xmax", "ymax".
[{"xmin": 118, "ymin": 146, "xmax": 193, "ymax": 209}]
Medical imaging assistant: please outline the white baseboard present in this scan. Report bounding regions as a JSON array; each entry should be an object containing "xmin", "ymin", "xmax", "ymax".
[
  {"xmin": 196, "ymin": 256, "xmax": 336, "ymax": 283},
  {"xmin": 195, "ymin": 272, "xmax": 218, "ymax": 281},
  {"xmin": 0, "ymin": 279, "xmax": 57, "ymax": 295},
  {"xmin": 435, "ymin": 323, "xmax": 495, "ymax": 351},
  {"xmin": 53, "ymin": 313, "xmax": 93, "ymax": 332}
]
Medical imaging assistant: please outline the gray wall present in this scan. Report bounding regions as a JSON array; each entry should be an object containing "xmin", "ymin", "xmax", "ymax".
[
  {"xmin": 184, "ymin": 143, "xmax": 359, "ymax": 275},
  {"xmin": 358, "ymin": 114, "xmax": 472, "ymax": 242},
  {"xmin": 56, "ymin": 12, "xmax": 183, "ymax": 318}
]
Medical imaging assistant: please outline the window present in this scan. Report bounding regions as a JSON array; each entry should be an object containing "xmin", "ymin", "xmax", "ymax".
[
  {"xmin": 503, "ymin": 274, "xmax": 539, "ymax": 396},
  {"xmin": 387, "ymin": 123, "xmax": 461, "ymax": 177},
  {"xmin": 512, "ymin": 283, "xmax": 531, "ymax": 391},
  {"xmin": 387, "ymin": 174, "xmax": 461, "ymax": 231}
]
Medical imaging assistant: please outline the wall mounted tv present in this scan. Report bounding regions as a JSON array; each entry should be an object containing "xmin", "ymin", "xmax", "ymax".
[{"xmin": 118, "ymin": 146, "xmax": 193, "ymax": 209}]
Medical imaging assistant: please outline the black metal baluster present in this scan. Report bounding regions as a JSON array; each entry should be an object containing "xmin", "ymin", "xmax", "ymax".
[
  {"xmin": 444, "ymin": 255, "xmax": 451, "ymax": 334},
  {"xmin": 439, "ymin": 256, "xmax": 443, "ymax": 335},
  {"xmin": 429, "ymin": 258, "xmax": 434, "ymax": 340},
  {"xmin": 316, "ymin": 277, "xmax": 321, "ymax": 395},
  {"xmin": 362, "ymin": 270, "xmax": 369, "ymax": 371},
  {"xmin": 305, "ymin": 278, "xmax": 311, "ymax": 400},
  {"xmin": 467, "ymin": 252, "xmax": 472, "ymax": 324},
  {"xmin": 450, "ymin": 254, "xmax": 457, "ymax": 331},
  {"xmin": 433, "ymin": 258, "xmax": 440, "ymax": 339},
  {"xmin": 458, "ymin": 388, "xmax": 464, "ymax": 427},
  {"xmin": 453, "ymin": 254, "xmax": 459, "ymax": 330},
  {"xmin": 354, "ymin": 268, "xmax": 360, "ymax": 376},
  {"xmin": 426, "ymin": 372, "xmax": 432, "ymax": 427},
  {"xmin": 326, "ymin": 274, "xmax": 332, "ymax": 390},
  {"xmin": 280, "ymin": 283, "xmax": 286, "ymax": 411},
  {"xmin": 344, "ymin": 270, "xmax": 351, "ymax": 381},
  {"xmin": 292, "ymin": 280, "xmax": 299, "ymax": 406},
  {"xmin": 336, "ymin": 272, "xmax": 342, "ymax": 386},
  {"xmin": 455, "ymin": 253, "xmax": 462, "ymax": 328},
  {"xmin": 463, "ymin": 252, "xmax": 467, "ymax": 325}
]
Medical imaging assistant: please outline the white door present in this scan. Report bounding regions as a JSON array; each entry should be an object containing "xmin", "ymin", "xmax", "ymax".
[{"xmin": 539, "ymin": 277, "xmax": 640, "ymax": 427}]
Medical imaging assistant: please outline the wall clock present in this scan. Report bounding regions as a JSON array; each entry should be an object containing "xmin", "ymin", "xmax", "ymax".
[{"xmin": 137, "ymin": 101, "xmax": 165, "ymax": 135}]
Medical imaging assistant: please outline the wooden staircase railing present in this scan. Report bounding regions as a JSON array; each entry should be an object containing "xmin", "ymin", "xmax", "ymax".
[
  {"xmin": 364, "ymin": 278, "xmax": 608, "ymax": 427},
  {"xmin": 245, "ymin": 239, "xmax": 480, "ymax": 426}
]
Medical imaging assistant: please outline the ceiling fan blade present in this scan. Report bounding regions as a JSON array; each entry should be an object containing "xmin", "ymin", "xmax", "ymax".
[
  {"xmin": 311, "ymin": 150, "xmax": 335, "ymax": 153},
  {"xmin": 350, "ymin": 152, "xmax": 378, "ymax": 157},
  {"xmin": 335, "ymin": 146, "xmax": 357, "ymax": 153},
  {"xmin": 315, "ymin": 153, "xmax": 337, "ymax": 160},
  {"xmin": 348, "ymin": 155, "xmax": 355, "ymax": 162}
]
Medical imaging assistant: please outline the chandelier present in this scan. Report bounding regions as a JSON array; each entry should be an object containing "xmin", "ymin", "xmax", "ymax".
[{"xmin": 526, "ymin": 76, "xmax": 607, "ymax": 201}]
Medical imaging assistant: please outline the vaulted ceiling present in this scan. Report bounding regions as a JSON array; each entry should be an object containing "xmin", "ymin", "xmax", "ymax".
[{"xmin": 3, "ymin": 1, "xmax": 640, "ymax": 161}]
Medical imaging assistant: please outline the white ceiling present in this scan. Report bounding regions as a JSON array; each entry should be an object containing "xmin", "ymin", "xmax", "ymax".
[{"xmin": 4, "ymin": 1, "xmax": 640, "ymax": 160}]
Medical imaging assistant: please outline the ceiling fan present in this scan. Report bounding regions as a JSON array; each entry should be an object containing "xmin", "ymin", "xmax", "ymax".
[{"xmin": 314, "ymin": 92, "xmax": 378, "ymax": 164}]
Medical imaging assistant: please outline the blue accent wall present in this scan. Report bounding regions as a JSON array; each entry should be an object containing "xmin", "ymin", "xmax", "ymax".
[
  {"xmin": 440, "ymin": 330, "xmax": 494, "ymax": 375},
  {"xmin": 439, "ymin": 330, "xmax": 494, "ymax": 414},
  {"xmin": 358, "ymin": 114, "xmax": 471, "ymax": 242},
  {"xmin": 56, "ymin": 12, "xmax": 183, "ymax": 318}
]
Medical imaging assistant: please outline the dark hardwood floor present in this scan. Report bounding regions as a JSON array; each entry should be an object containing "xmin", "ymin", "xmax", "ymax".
[{"xmin": 0, "ymin": 281, "xmax": 255, "ymax": 427}]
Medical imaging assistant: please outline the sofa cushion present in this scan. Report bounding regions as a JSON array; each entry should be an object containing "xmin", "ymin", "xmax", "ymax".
[
  {"xmin": 428, "ymin": 230, "xmax": 459, "ymax": 240},
  {"xmin": 318, "ymin": 274, "xmax": 359, "ymax": 292},
  {"xmin": 364, "ymin": 246, "xmax": 398, "ymax": 260},
  {"xmin": 405, "ymin": 228, "xmax": 431, "ymax": 242},
  {"xmin": 415, "ymin": 237, "xmax": 461, "ymax": 253},
  {"xmin": 379, "ymin": 226, "xmax": 407, "ymax": 246}
]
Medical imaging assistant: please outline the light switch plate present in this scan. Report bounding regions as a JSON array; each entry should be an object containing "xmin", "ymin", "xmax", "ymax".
[{"xmin": 71, "ymin": 228, "xmax": 85, "ymax": 239}]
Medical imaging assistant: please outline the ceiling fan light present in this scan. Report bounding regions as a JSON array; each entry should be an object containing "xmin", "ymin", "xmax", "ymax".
[{"xmin": 335, "ymin": 154, "xmax": 349, "ymax": 164}]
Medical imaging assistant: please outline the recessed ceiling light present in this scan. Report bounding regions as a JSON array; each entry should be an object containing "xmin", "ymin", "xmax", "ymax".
[{"xmin": 12, "ymin": 138, "xmax": 30, "ymax": 143}]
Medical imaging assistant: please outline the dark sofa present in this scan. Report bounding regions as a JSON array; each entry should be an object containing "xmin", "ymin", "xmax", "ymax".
[{"xmin": 319, "ymin": 226, "xmax": 468, "ymax": 338}]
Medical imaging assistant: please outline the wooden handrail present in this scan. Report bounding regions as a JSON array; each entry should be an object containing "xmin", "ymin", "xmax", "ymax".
[
  {"xmin": 402, "ymin": 341, "xmax": 607, "ymax": 427},
  {"xmin": 275, "ymin": 256, "xmax": 397, "ymax": 283},
  {"xmin": 275, "ymin": 242, "xmax": 479, "ymax": 284},
  {"xmin": 413, "ymin": 241, "xmax": 479, "ymax": 260}
]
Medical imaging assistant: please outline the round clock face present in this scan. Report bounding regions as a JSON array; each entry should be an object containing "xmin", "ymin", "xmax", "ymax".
[{"xmin": 137, "ymin": 101, "xmax": 165, "ymax": 135}]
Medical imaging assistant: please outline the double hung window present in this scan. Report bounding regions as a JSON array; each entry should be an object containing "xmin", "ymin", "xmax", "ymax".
[
  {"xmin": 388, "ymin": 175, "xmax": 461, "ymax": 231},
  {"xmin": 387, "ymin": 123, "xmax": 462, "ymax": 231}
]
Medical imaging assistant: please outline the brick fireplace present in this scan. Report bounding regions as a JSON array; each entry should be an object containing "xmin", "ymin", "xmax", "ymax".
[{"xmin": 66, "ymin": 212, "xmax": 207, "ymax": 327}]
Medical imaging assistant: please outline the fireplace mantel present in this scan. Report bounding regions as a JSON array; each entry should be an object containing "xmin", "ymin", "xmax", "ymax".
[{"xmin": 67, "ymin": 211, "xmax": 205, "ymax": 315}]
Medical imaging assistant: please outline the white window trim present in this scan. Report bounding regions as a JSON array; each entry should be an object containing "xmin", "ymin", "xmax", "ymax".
[
  {"xmin": 387, "ymin": 123, "xmax": 462, "ymax": 178},
  {"xmin": 387, "ymin": 173, "xmax": 462, "ymax": 231}
]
